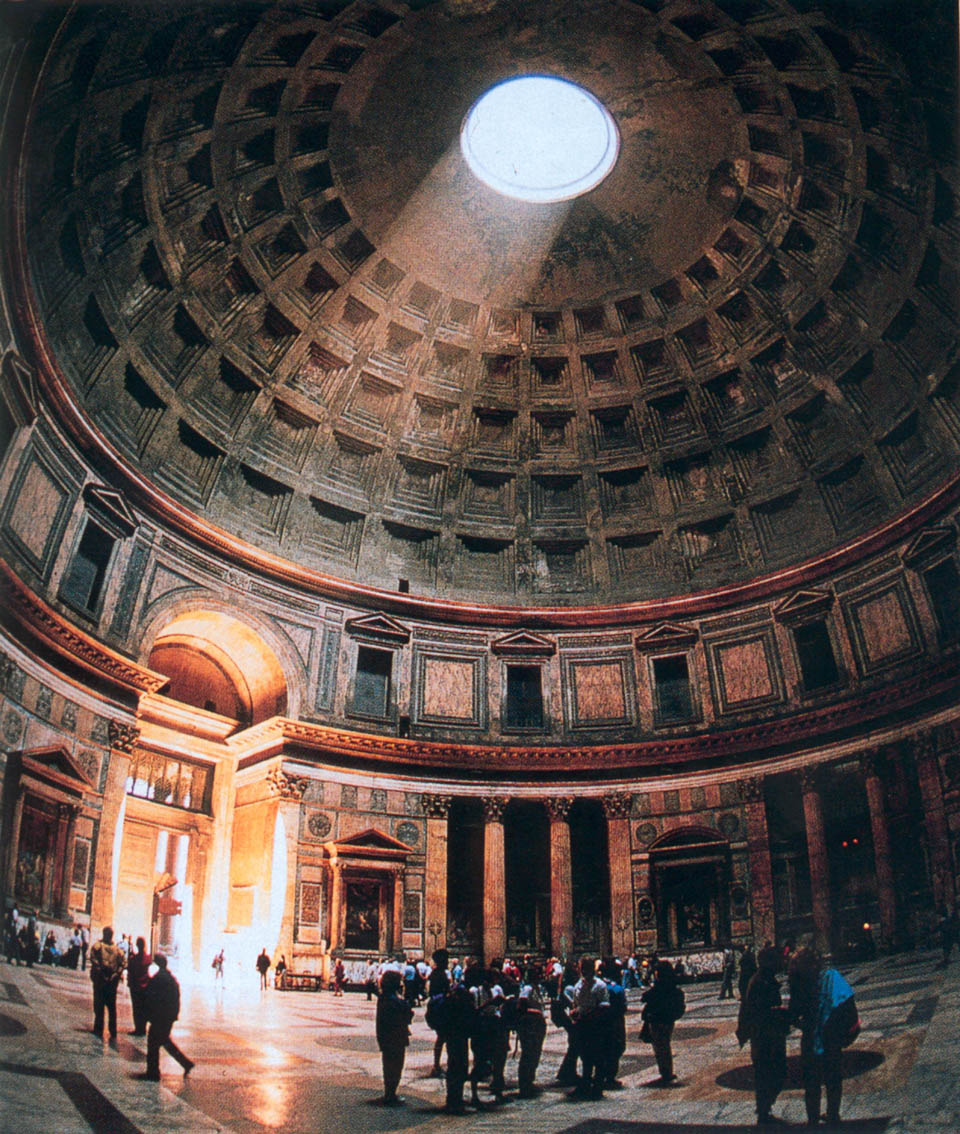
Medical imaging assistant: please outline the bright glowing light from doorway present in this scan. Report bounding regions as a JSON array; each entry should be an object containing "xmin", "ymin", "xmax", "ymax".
[{"xmin": 460, "ymin": 75, "xmax": 620, "ymax": 203}]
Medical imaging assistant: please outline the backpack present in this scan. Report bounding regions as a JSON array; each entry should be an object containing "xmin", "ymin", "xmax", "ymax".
[
  {"xmin": 424, "ymin": 992, "xmax": 446, "ymax": 1032},
  {"xmin": 825, "ymin": 994, "xmax": 860, "ymax": 1048}
]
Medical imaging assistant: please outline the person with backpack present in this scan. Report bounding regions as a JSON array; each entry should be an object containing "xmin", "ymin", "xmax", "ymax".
[
  {"xmin": 513, "ymin": 963, "xmax": 547, "ymax": 1098},
  {"xmin": 737, "ymin": 945, "xmax": 790, "ymax": 1126},
  {"xmin": 788, "ymin": 946, "xmax": 859, "ymax": 1127},
  {"xmin": 441, "ymin": 982, "xmax": 476, "ymax": 1113},
  {"xmin": 601, "ymin": 957, "xmax": 627, "ymax": 1090},
  {"xmin": 552, "ymin": 960, "xmax": 581, "ymax": 1086},
  {"xmin": 640, "ymin": 960, "xmax": 685, "ymax": 1086}
]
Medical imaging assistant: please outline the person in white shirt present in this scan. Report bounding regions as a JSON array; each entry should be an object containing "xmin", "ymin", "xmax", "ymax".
[{"xmin": 569, "ymin": 957, "xmax": 610, "ymax": 1099}]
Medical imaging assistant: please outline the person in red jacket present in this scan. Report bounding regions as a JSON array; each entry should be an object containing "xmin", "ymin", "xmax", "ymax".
[{"xmin": 126, "ymin": 937, "xmax": 152, "ymax": 1036}]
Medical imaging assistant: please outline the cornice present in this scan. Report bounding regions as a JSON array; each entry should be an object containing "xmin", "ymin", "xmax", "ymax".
[{"xmin": 0, "ymin": 556, "xmax": 168, "ymax": 697}]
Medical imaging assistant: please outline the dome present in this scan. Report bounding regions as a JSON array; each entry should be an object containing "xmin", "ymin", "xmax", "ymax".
[{"xmin": 16, "ymin": 0, "xmax": 960, "ymax": 608}]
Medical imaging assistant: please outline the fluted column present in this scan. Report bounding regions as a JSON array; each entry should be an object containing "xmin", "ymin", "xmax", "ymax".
[
  {"xmin": 422, "ymin": 793, "xmax": 452, "ymax": 953},
  {"xmin": 545, "ymin": 796, "xmax": 574, "ymax": 959},
  {"xmin": 326, "ymin": 857, "xmax": 343, "ymax": 956},
  {"xmin": 57, "ymin": 803, "xmax": 80, "ymax": 917},
  {"xmin": 861, "ymin": 751, "xmax": 897, "ymax": 944},
  {"xmin": 267, "ymin": 768, "xmax": 309, "ymax": 966},
  {"xmin": 742, "ymin": 778, "xmax": 776, "ymax": 946},
  {"xmin": 4, "ymin": 786, "xmax": 26, "ymax": 898},
  {"xmin": 915, "ymin": 735, "xmax": 955, "ymax": 910},
  {"xmin": 482, "ymin": 796, "xmax": 509, "ymax": 963},
  {"xmin": 800, "ymin": 767, "xmax": 832, "ymax": 954},
  {"xmin": 602, "ymin": 794, "xmax": 634, "ymax": 958},
  {"xmin": 392, "ymin": 864, "xmax": 404, "ymax": 953}
]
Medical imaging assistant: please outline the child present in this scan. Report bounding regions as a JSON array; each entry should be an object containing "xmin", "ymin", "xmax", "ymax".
[{"xmin": 376, "ymin": 970, "xmax": 413, "ymax": 1105}]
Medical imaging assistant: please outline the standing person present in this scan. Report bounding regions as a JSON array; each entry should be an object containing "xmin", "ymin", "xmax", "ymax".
[
  {"xmin": 601, "ymin": 958, "xmax": 627, "ymax": 1090},
  {"xmin": 737, "ymin": 945, "xmax": 789, "ymax": 1126},
  {"xmin": 275, "ymin": 955, "xmax": 288, "ymax": 987},
  {"xmin": 67, "ymin": 926, "xmax": 82, "ymax": 970},
  {"xmin": 640, "ymin": 960, "xmax": 685, "ymax": 1086},
  {"xmin": 788, "ymin": 947, "xmax": 857, "ymax": 1128},
  {"xmin": 127, "ymin": 936, "xmax": 152, "ymax": 1036},
  {"xmin": 333, "ymin": 956, "xmax": 345, "ymax": 996},
  {"xmin": 553, "ymin": 960, "xmax": 581, "ymax": 1087},
  {"xmin": 365, "ymin": 956, "xmax": 379, "ymax": 1001},
  {"xmin": 5, "ymin": 908, "xmax": 21, "ymax": 965},
  {"xmin": 739, "ymin": 945, "xmax": 758, "ymax": 1000},
  {"xmin": 143, "ymin": 953, "xmax": 194, "ymax": 1080},
  {"xmin": 89, "ymin": 926, "xmax": 125, "ymax": 1040},
  {"xmin": 426, "ymin": 949, "xmax": 451, "ymax": 1077},
  {"xmin": 442, "ymin": 983, "xmax": 476, "ymax": 1114},
  {"xmin": 211, "ymin": 949, "xmax": 225, "ymax": 984},
  {"xmin": 256, "ymin": 948, "xmax": 271, "ymax": 990},
  {"xmin": 515, "ymin": 964, "xmax": 547, "ymax": 1098},
  {"xmin": 569, "ymin": 956, "xmax": 610, "ymax": 1100},
  {"xmin": 719, "ymin": 945, "xmax": 736, "ymax": 999},
  {"xmin": 469, "ymin": 966, "xmax": 507, "ymax": 1105},
  {"xmin": 375, "ymin": 969, "xmax": 413, "ymax": 1105},
  {"xmin": 80, "ymin": 925, "xmax": 90, "ymax": 972}
]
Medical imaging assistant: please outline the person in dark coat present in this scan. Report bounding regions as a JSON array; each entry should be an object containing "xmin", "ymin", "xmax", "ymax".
[
  {"xmin": 427, "ymin": 949, "xmax": 451, "ymax": 1077},
  {"xmin": 256, "ymin": 948, "xmax": 271, "ymax": 989},
  {"xmin": 788, "ymin": 946, "xmax": 856, "ymax": 1127},
  {"xmin": 553, "ymin": 961, "xmax": 581, "ymax": 1086},
  {"xmin": 144, "ymin": 953, "xmax": 194, "ymax": 1080},
  {"xmin": 442, "ymin": 983, "xmax": 476, "ymax": 1113},
  {"xmin": 719, "ymin": 946, "xmax": 736, "ymax": 999},
  {"xmin": 126, "ymin": 936, "xmax": 152, "ymax": 1036},
  {"xmin": 375, "ymin": 969, "xmax": 413, "ymax": 1105},
  {"xmin": 640, "ymin": 960, "xmax": 685, "ymax": 1086},
  {"xmin": 739, "ymin": 946, "xmax": 758, "ymax": 1000},
  {"xmin": 737, "ymin": 945, "xmax": 789, "ymax": 1125},
  {"xmin": 601, "ymin": 958, "xmax": 627, "ymax": 1090}
]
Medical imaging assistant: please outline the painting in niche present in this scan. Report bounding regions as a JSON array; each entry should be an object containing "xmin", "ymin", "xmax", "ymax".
[
  {"xmin": 17, "ymin": 804, "xmax": 53, "ymax": 906},
  {"xmin": 344, "ymin": 880, "xmax": 380, "ymax": 950}
]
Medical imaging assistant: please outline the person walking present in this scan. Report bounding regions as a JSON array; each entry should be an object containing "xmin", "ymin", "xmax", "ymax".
[
  {"xmin": 426, "ymin": 948, "xmax": 451, "ymax": 1077},
  {"xmin": 212, "ymin": 949, "xmax": 224, "ymax": 984},
  {"xmin": 143, "ymin": 953, "xmax": 194, "ymax": 1080},
  {"xmin": 788, "ymin": 946, "xmax": 858, "ymax": 1127},
  {"xmin": 89, "ymin": 926, "xmax": 125, "ymax": 1040},
  {"xmin": 739, "ymin": 945, "xmax": 758, "ymax": 1000},
  {"xmin": 256, "ymin": 948, "xmax": 271, "ymax": 990},
  {"xmin": 375, "ymin": 969, "xmax": 413, "ymax": 1105},
  {"xmin": 640, "ymin": 960, "xmax": 685, "ymax": 1086},
  {"xmin": 127, "ymin": 936, "xmax": 152, "ymax": 1036},
  {"xmin": 80, "ymin": 925, "xmax": 90, "ymax": 971},
  {"xmin": 737, "ymin": 945, "xmax": 790, "ymax": 1126},
  {"xmin": 333, "ymin": 956, "xmax": 345, "ymax": 996}
]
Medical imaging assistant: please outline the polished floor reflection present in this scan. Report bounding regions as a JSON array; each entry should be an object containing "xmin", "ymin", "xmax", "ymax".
[{"xmin": 0, "ymin": 950, "xmax": 957, "ymax": 1132}]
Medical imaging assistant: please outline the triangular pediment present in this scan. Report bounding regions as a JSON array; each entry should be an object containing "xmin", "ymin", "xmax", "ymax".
[
  {"xmin": 83, "ymin": 484, "xmax": 138, "ymax": 537},
  {"xmin": 773, "ymin": 588, "xmax": 834, "ymax": 623},
  {"xmin": 330, "ymin": 826, "xmax": 413, "ymax": 857},
  {"xmin": 344, "ymin": 612, "xmax": 410, "ymax": 644},
  {"xmin": 19, "ymin": 746, "xmax": 93, "ymax": 789},
  {"xmin": 1, "ymin": 350, "xmax": 38, "ymax": 426},
  {"xmin": 635, "ymin": 622, "xmax": 699, "ymax": 652},
  {"xmin": 491, "ymin": 630, "xmax": 556, "ymax": 657},
  {"xmin": 903, "ymin": 526, "xmax": 956, "ymax": 567}
]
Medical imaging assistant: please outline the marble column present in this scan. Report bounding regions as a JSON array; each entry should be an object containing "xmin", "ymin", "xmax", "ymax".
[
  {"xmin": 545, "ymin": 796, "xmax": 574, "ymax": 959},
  {"xmin": 267, "ymin": 768, "xmax": 309, "ymax": 968},
  {"xmin": 742, "ymin": 778, "xmax": 777, "ymax": 946},
  {"xmin": 392, "ymin": 864, "xmax": 404, "ymax": 953},
  {"xmin": 326, "ymin": 857, "xmax": 343, "ymax": 956},
  {"xmin": 915, "ymin": 735, "xmax": 955, "ymax": 910},
  {"xmin": 861, "ymin": 750, "xmax": 897, "ymax": 943},
  {"xmin": 602, "ymin": 794, "xmax": 634, "ymax": 958},
  {"xmin": 4, "ymin": 786, "xmax": 25, "ymax": 898},
  {"xmin": 422, "ymin": 793, "xmax": 452, "ymax": 953},
  {"xmin": 800, "ymin": 767, "xmax": 832, "ymax": 954},
  {"xmin": 57, "ymin": 803, "xmax": 80, "ymax": 917},
  {"xmin": 90, "ymin": 721, "xmax": 138, "ymax": 932},
  {"xmin": 482, "ymin": 796, "xmax": 509, "ymax": 963}
]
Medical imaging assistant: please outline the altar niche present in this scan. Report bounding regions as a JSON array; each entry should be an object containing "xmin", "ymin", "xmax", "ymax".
[
  {"xmin": 321, "ymin": 828, "xmax": 411, "ymax": 958},
  {"xmin": 650, "ymin": 828, "xmax": 731, "ymax": 950},
  {"xmin": 505, "ymin": 800, "xmax": 550, "ymax": 954}
]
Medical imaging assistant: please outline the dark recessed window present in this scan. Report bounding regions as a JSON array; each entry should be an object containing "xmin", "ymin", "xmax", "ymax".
[
  {"xmin": 505, "ymin": 665, "xmax": 544, "ymax": 729},
  {"xmin": 653, "ymin": 654, "xmax": 695, "ymax": 724},
  {"xmin": 60, "ymin": 519, "xmax": 115, "ymax": 615},
  {"xmin": 923, "ymin": 557, "xmax": 960, "ymax": 642},
  {"xmin": 353, "ymin": 646, "xmax": 392, "ymax": 718},
  {"xmin": 792, "ymin": 620, "xmax": 840, "ymax": 691}
]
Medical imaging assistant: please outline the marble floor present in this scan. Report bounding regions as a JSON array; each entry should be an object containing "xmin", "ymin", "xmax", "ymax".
[{"xmin": 0, "ymin": 949, "xmax": 957, "ymax": 1133}]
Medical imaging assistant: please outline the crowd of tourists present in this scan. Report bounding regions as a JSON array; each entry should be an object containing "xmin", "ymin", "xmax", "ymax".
[
  {"xmin": 3, "ymin": 906, "xmax": 90, "ymax": 969},
  {"xmin": 369, "ymin": 942, "xmax": 862, "ymax": 1126}
]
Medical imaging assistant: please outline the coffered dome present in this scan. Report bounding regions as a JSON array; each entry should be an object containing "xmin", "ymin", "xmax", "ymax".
[{"xmin": 19, "ymin": 0, "xmax": 960, "ymax": 605}]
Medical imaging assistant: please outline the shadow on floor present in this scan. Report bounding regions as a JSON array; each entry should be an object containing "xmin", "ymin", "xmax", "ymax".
[{"xmin": 715, "ymin": 1050, "xmax": 885, "ymax": 1092}]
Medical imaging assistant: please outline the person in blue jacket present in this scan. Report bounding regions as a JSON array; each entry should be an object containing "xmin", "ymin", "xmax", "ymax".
[{"xmin": 788, "ymin": 946, "xmax": 857, "ymax": 1127}]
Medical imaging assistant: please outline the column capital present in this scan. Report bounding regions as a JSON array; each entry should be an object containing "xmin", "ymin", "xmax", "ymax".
[
  {"xmin": 545, "ymin": 796, "xmax": 574, "ymax": 821},
  {"xmin": 481, "ymin": 795, "xmax": 509, "ymax": 822},
  {"xmin": 859, "ymin": 748, "xmax": 886, "ymax": 779},
  {"xmin": 421, "ymin": 792, "xmax": 453, "ymax": 819},
  {"xmin": 57, "ymin": 802, "xmax": 80, "ymax": 821},
  {"xmin": 741, "ymin": 777, "xmax": 764, "ymax": 803},
  {"xmin": 266, "ymin": 767, "xmax": 309, "ymax": 801},
  {"xmin": 916, "ymin": 731, "xmax": 938, "ymax": 765},
  {"xmin": 798, "ymin": 765, "xmax": 822, "ymax": 793},
  {"xmin": 601, "ymin": 793, "xmax": 631, "ymax": 819},
  {"xmin": 108, "ymin": 720, "xmax": 139, "ymax": 753}
]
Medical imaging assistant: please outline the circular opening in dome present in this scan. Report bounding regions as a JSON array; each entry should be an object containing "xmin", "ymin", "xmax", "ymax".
[{"xmin": 460, "ymin": 75, "xmax": 620, "ymax": 204}]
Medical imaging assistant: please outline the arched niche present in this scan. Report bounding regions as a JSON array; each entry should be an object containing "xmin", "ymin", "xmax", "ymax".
[{"xmin": 147, "ymin": 610, "xmax": 288, "ymax": 725}]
